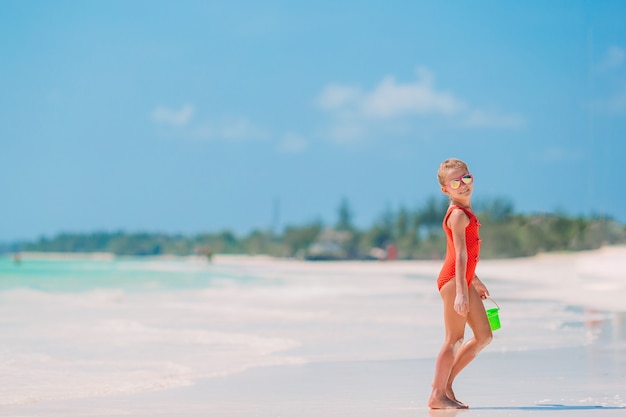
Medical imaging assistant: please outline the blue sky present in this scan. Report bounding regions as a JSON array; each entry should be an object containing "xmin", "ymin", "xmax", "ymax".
[{"xmin": 1, "ymin": 1, "xmax": 625, "ymax": 241}]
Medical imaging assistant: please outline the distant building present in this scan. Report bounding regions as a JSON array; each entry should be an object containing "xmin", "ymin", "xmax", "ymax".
[{"xmin": 305, "ymin": 228, "xmax": 352, "ymax": 261}]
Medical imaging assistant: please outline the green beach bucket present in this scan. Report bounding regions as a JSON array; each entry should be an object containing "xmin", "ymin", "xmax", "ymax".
[{"xmin": 484, "ymin": 298, "xmax": 501, "ymax": 331}]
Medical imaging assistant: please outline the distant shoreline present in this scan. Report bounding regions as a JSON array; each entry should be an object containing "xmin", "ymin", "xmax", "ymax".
[
  {"xmin": 6, "ymin": 244, "xmax": 626, "ymax": 263},
  {"xmin": 11, "ymin": 251, "xmax": 116, "ymax": 261},
  {"xmin": 7, "ymin": 251, "xmax": 218, "ymax": 263}
]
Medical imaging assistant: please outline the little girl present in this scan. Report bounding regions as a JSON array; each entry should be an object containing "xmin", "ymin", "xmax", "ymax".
[{"xmin": 428, "ymin": 158, "xmax": 493, "ymax": 409}]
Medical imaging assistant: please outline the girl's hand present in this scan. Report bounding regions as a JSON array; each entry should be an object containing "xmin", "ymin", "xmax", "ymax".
[
  {"xmin": 473, "ymin": 277, "xmax": 490, "ymax": 300},
  {"xmin": 454, "ymin": 292, "xmax": 469, "ymax": 317}
]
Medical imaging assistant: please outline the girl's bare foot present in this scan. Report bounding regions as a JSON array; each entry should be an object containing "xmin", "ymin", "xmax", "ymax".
[
  {"xmin": 428, "ymin": 393, "xmax": 468, "ymax": 409},
  {"xmin": 446, "ymin": 387, "xmax": 468, "ymax": 408}
]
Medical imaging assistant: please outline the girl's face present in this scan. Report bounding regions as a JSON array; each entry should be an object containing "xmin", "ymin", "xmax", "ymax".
[{"xmin": 441, "ymin": 167, "xmax": 474, "ymax": 200}]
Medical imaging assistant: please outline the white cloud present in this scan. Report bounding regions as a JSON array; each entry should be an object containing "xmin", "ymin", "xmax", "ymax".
[
  {"xmin": 152, "ymin": 104, "xmax": 194, "ymax": 126},
  {"xmin": 276, "ymin": 132, "xmax": 309, "ymax": 154},
  {"xmin": 362, "ymin": 71, "xmax": 464, "ymax": 118},
  {"xmin": 317, "ymin": 67, "xmax": 464, "ymax": 120},
  {"xmin": 151, "ymin": 104, "xmax": 273, "ymax": 144},
  {"xmin": 316, "ymin": 67, "xmax": 524, "ymax": 143},
  {"xmin": 317, "ymin": 85, "xmax": 362, "ymax": 110},
  {"xmin": 596, "ymin": 46, "xmax": 625, "ymax": 72}
]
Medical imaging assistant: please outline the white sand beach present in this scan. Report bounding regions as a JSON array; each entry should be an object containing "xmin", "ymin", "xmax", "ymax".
[{"xmin": 0, "ymin": 246, "xmax": 625, "ymax": 416}]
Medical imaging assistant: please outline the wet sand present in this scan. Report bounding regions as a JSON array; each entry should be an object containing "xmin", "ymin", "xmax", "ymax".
[{"xmin": 9, "ymin": 345, "xmax": 625, "ymax": 416}]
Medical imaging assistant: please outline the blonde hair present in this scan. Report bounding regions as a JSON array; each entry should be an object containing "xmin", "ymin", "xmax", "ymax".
[{"xmin": 437, "ymin": 158, "xmax": 469, "ymax": 186}]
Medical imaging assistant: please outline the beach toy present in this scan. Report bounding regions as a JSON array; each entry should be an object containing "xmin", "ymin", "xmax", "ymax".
[{"xmin": 484, "ymin": 298, "xmax": 501, "ymax": 331}]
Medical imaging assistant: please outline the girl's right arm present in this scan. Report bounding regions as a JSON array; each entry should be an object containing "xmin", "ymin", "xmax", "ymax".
[{"xmin": 448, "ymin": 208, "xmax": 470, "ymax": 316}]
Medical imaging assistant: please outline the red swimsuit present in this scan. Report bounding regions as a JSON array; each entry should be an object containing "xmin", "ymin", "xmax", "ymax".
[{"xmin": 437, "ymin": 205, "xmax": 482, "ymax": 291}]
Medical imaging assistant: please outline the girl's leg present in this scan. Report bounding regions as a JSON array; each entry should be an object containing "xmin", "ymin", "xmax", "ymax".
[
  {"xmin": 428, "ymin": 280, "xmax": 468, "ymax": 409},
  {"xmin": 445, "ymin": 285, "xmax": 493, "ymax": 399}
]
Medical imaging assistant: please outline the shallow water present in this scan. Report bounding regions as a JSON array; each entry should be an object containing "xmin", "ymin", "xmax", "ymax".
[{"xmin": 0, "ymin": 256, "xmax": 260, "ymax": 292}]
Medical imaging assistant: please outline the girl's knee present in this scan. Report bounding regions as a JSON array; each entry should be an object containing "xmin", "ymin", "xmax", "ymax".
[
  {"xmin": 445, "ymin": 336, "xmax": 464, "ymax": 349},
  {"xmin": 477, "ymin": 331, "xmax": 493, "ymax": 348}
]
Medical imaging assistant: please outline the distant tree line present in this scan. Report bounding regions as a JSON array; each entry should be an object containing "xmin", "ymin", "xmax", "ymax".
[{"xmin": 5, "ymin": 196, "xmax": 626, "ymax": 260}]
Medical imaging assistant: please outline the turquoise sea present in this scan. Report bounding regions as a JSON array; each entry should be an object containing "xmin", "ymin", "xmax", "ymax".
[{"xmin": 0, "ymin": 256, "xmax": 259, "ymax": 293}]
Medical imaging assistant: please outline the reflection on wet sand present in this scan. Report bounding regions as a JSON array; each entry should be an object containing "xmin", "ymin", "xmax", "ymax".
[
  {"xmin": 583, "ymin": 308, "xmax": 626, "ymax": 343},
  {"xmin": 429, "ymin": 408, "xmax": 469, "ymax": 417}
]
